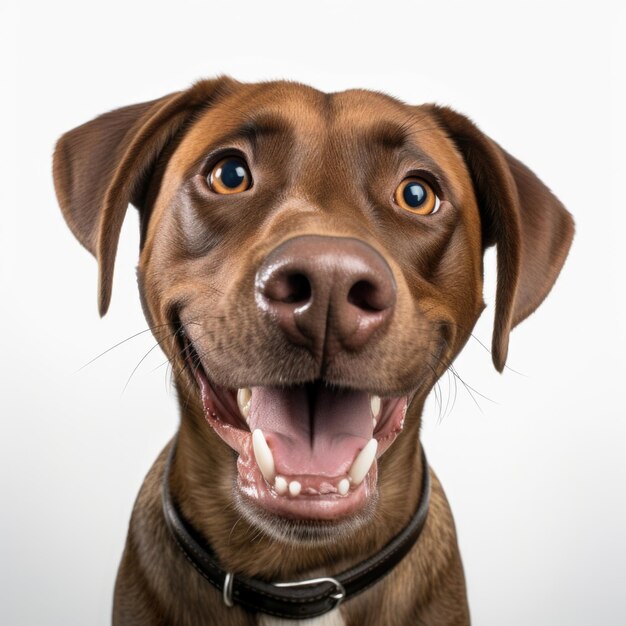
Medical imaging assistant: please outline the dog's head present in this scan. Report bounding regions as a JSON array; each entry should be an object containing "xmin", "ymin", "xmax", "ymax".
[{"xmin": 54, "ymin": 77, "xmax": 573, "ymax": 540}]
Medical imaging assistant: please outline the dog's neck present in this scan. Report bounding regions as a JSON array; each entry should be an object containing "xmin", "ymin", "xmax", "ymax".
[{"xmin": 169, "ymin": 391, "xmax": 426, "ymax": 581}]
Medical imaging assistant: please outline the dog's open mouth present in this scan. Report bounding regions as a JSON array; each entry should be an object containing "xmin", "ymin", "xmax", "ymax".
[{"xmin": 180, "ymin": 328, "xmax": 409, "ymax": 521}]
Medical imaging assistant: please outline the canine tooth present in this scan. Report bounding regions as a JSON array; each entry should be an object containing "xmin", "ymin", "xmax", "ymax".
[
  {"xmin": 349, "ymin": 439, "xmax": 378, "ymax": 486},
  {"xmin": 252, "ymin": 429, "xmax": 275, "ymax": 482},
  {"xmin": 370, "ymin": 395, "xmax": 381, "ymax": 418},
  {"xmin": 372, "ymin": 417, "xmax": 377, "ymax": 429},
  {"xmin": 289, "ymin": 481, "xmax": 301, "ymax": 497},
  {"xmin": 338, "ymin": 478, "xmax": 350, "ymax": 495},
  {"xmin": 237, "ymin": 388, "xmax": 252, "ymax": 418},
  {"xmin": 274, "ymin": 476, "xmax": 288, "ymax": 495}
]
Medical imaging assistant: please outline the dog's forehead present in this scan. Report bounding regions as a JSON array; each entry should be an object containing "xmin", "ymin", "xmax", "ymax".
[{"xmin": 173, "ymin": 82, "xmax": 445, "ymax": 163}]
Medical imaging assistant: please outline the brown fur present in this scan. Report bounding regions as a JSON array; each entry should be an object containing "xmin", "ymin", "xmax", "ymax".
[{"xmin": 53, "ymin": 77, "xmax": 574, "ymax": 625}]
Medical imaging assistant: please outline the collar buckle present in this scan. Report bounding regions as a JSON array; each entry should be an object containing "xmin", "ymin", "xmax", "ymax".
[{"xmin": 274, "ymin": 576, "xmax": 346, "ymax": 609}]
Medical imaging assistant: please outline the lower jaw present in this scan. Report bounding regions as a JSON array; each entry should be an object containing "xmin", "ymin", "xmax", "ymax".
[{"xmin": 236, "ymin": 453, "xmax": 378, "ymax": 521}]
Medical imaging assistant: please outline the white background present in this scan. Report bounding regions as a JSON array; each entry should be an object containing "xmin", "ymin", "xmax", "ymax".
[{"xmin": 1, "ymin": 1, "xmax": 625, "ymax": 624}]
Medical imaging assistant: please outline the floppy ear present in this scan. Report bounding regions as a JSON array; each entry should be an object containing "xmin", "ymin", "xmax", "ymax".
[
  {"xmin": 53, "ymin": 76, "xmax": 236, "ymax": 316},
  {"xmin": 425, "ymin": 105, "xmax": 574, "ymax": 372}
]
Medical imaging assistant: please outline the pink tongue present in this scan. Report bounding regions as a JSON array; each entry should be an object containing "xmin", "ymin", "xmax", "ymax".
[{"xmin": 248, "ymin": 386, "xmax": 373, "ymax": 478}]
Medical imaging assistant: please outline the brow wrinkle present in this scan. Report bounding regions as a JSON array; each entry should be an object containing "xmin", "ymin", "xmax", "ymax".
[
  {"xmin": 184, "ymin": 112, "xmax": 294, "ymax": 177},
  {"xmin": 368, "ymin": 121, "xmax": 412, "ymax": 150},
  {"xmin": 235, "ymin": 114, "xmax": 291, "ymax": 151}
]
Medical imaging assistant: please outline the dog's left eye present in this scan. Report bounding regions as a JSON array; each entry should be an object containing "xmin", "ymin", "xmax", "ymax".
[
  {"xmin": 394, "ymin": 177, "xmax": 441, "ymax": 215},
  {"xmin": 208, "ymin": 157, "xmax": 252, "ymax": 194}
]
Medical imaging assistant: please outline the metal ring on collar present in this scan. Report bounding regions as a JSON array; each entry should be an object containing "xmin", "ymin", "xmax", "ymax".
[
  {"xmin": 223, "ymin": 572, "xmax": 235, "ymax": 607},
  {"xmin": 274, "ymin": 576, "xmax": 346, "ymax": 608}
]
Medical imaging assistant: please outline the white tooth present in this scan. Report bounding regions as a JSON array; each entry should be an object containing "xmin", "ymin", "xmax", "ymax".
[
  {"xmin": 370, "ymin": 395, "xmax": 381, "ymax": 418},
  {"xmin": 372, "ymin": 417, "xmax": 377, "ymax": 429},
  {"xmin": 252, "ymin": 429, "xmax": 275, "ymax": 482},
  {"xmin": 349, "ymin": 439, "xmax": 378, "ymax": 486},
  {"xmin": 237, "ymin": 388, "xmax": 252, "ymax": 418},
  {"xmin": 289, "ymin": 481, "xmax": 301, "ymax": 497},
  {"xmin": 338, "ymin": 478, "xmax": 350, "ymax": 495},
  {"xmin": 274, "ymin": 476, "xmax": 288, "ymax": 495}
]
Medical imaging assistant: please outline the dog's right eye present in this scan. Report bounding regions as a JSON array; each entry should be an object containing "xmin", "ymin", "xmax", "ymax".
[{"xmin": 208, "ymin": 157, "xmax": 252, "ymax": 194}]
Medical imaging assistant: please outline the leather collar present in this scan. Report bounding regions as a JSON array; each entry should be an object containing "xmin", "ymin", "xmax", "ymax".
[{"xmin": 162, "ymin": 440, "xmax": 430, "ymax": 620}]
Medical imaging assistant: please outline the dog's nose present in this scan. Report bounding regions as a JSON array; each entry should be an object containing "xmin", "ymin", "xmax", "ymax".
[{"xmin": 255, "ymin": 235, "xmax": 396, "ymax": 356}]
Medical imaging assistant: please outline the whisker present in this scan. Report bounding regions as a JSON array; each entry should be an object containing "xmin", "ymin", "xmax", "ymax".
[
  {"xmin": 76, "ymin": 323, "xmax": 173, "ymax": 372},
  {"xmin": 449, "ymin": 364, "xmax": 497, "ymax": 404},
  {"xmin": 122, "ymin": 326, "xmax": 187, "ymax": 394},
  {"xmin": 424, "ymin": 362, "xmax": 445, "ymax": 423},
  {"xmin": 122, "ymin": 342, "xmax": 163, "ymax": 395},
  {"xmin": 425, "ymin": 333, "xmax": 496, "ymax": 417}
]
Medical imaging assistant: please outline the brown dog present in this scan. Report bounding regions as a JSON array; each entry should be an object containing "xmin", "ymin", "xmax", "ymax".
[{"xmin": 53, "ymin": 77, "xmax": 573, "ymax": 625}]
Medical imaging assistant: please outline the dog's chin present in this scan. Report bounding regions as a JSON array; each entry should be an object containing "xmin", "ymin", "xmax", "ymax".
[
  {"xmin": 232, "ymin": 486, "xmax": 380, "ymax": 546},
  {"xmin": 179, "ymin": 332, "xmax": 410, "ymax": 529}
]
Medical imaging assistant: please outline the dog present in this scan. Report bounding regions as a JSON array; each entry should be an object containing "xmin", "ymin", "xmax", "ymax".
[{"xmin": 53, "ymin": 77, "xmax": 574, "ymax": 625}]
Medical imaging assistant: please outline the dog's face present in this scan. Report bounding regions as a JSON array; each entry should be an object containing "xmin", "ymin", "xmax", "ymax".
[{"xmin": 54, "ymin": 78, "xmax": 573, "ymax": 541}]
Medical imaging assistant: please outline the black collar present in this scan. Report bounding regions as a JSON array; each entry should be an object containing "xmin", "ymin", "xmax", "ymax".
[{"xmin": 162, "ymin": 440, "xmax": 430, "ymax": 620}]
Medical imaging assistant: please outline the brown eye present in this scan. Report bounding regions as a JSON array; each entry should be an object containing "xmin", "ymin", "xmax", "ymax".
[
  {"xmin": 208, "ymin": 157, "xmax": 252, "ymax": 194},
  {"xmin": 394, "ymin": 177, "xmax": 440, "ymax": 215}
]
